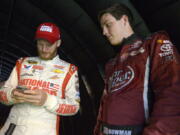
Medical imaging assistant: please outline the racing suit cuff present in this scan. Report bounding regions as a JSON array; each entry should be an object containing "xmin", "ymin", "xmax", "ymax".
[
  {"xmin": 7, "ymin": 88, "xmax": 15, "ymax": 104},
  {"xmin": 43, "ymin": 94, "xmax": 58, "ymax": 111}
]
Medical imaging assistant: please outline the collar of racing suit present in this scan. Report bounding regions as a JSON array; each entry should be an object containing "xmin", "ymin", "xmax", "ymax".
[
  {"xmin": 113, "ymin": 33, "xmax": 141, "ymax": 53},
  {"xmin": 38, "ymin": 55, "xmax": 60, "ymax": 64},
  {"xmin": 122, "ymin": 33, "xmax": 141, "ymax": 46}
]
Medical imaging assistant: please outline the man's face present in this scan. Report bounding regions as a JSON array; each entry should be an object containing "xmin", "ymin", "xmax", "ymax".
[
  {"xmin": 37, "ymin": 39, "xmax": 60, "ymax": 60},
  {"xmin": 100, "ymin": 13, "xmax": 126, "ymax": 46}
]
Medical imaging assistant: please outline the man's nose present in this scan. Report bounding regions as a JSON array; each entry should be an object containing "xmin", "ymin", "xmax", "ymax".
[
  {"xmin": 102, "ymin": 27, "xmax": 108, "ymax": 36},
  {"xmin": 42, "ymin": 45, "xmax": 49, "ymax": 52}
]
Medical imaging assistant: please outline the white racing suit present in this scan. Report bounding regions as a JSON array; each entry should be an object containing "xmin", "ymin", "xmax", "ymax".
[{"xmin": 0, "ymin": 55, "xmax": 80, "ymax": 135}]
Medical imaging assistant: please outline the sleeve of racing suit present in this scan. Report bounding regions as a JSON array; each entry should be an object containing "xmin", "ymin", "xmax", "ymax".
[
  {"xmin": 43, "ymin": 66, "xmax": 80, "ymax": 116},
  {"xmin": 94, "ymin": 90, "xmax": 107, "ymax": 135},
  {"xmin": 0, "ymin": 67, "xmax": 18, "ymax": 105},
  {"xmin": 143, "ymin": 31, "xmax": 180, "ymax": 135}
]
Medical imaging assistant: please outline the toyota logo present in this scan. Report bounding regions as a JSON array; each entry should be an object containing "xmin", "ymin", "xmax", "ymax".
[{"xmin": 160, "ymin": 44, "xmax": 172, "ymax": 52}]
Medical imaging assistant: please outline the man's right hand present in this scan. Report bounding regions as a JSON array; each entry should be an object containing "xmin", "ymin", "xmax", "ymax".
[{"xmin": 11, "ymin": 88, "xmax": 26, "ymax": 104}]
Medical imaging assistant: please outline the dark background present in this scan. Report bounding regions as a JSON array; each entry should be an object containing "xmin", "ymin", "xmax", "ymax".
[{"xmin": 0, "ymin": 0, "xmax": 180, "ymax": 134}]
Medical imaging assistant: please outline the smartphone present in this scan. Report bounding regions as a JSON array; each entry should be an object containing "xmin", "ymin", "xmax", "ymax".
[{"xmin": 16, "ymin": 86, "xmax": 27, "ymax": 91}]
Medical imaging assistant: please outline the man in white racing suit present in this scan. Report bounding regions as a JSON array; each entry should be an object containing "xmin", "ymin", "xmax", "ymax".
[{"xmin": 0, "ymin": 22, "xmax": 80, "ymax": 135}]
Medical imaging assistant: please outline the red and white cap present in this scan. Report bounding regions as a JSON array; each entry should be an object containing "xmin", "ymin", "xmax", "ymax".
[{"xmin": 35, "ymin": 22, "xmax": 61, "ymax": 44}]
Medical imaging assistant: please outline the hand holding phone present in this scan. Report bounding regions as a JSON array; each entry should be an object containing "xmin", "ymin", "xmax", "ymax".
[{"xmin": 12, "ymin": 86, "xmax": 28, "ymax": 103}]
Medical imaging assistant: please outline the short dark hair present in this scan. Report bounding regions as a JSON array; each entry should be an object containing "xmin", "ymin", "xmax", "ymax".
[{"xmin": 98, "ymin": 3, "xmax": 133, "ymax": 26}]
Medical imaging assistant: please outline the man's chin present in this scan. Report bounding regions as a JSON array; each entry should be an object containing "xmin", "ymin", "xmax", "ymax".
[
  {"xmin": 39, "ymin": 55, "xmax": 53, "ymax": 60},
  {"xmin": 111, "ymin": 40, "xmax": 122, "ymax": 46}
]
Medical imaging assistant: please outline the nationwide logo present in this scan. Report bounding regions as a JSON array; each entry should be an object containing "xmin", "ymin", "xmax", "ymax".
[
  {"xmin": 19, "ymin": 79, "xmax": 60, "ymax": 95},
  {"xmin": 109, "ymin": 66, "xmax": 134, "ymax": 92},
  {"xmin": 40, "ymin": 25, "xmax": 52, "ymax": 33}
]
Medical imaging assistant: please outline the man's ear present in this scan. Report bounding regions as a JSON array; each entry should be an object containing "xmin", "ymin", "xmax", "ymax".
[
  {"xmin": 121, "ymin": 15, "xmax": 129, "ymax": 26},
  {"xmin": 56, "ymin": 40, "xmax": 61, "ymax": 47}
]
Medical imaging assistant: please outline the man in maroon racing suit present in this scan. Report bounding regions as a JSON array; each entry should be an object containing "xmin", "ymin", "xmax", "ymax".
[{"xmin": 94, "ymin": 3, "xmax": 180, "ymax": 135}]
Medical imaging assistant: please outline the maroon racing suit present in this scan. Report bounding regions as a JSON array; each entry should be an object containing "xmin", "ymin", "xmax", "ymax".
[{"xmin": 94, "ymin": 31, "xmax": 180, "ymax": 135}]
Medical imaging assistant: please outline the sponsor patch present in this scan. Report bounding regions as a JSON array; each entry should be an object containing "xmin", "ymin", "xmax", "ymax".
[
  {"xmin": 157, "ymin": 39, "xmax": 163, "ymax": 44},
  {"xmin": 120, "ymin": 47, "xmax": 145, "ymax": 61},
  {"xmin": 56, "ymin": 104, "xmax": 77, "ymax": 114},
  {"xmin": 54, "ymin": 65, "xmax": 65, "ymax": 69},
  {"xmin": 157, "ymin": 39, "xmax": 171, "ymax": 44},
  {"xmin": 21, "ymin": 73, "xmax": 33, "ymax": 77},
  {"xmin": 49, "ymin": 75, "xmax": 60, "ymax": 79},
  {"xmin": 109, "ymin": 66, "xmax": 134, "ymax": 92},
  {"xmin": 129, "ymin": 47, "xmax": 145, "ymax": 56},
  {"xmin": 130, "ymin": 40, "xmax": 142, "ymax": 49},
  {"xmin": 71, "ymin": 65, "xmax": 77, "ymax": 72},
  {"xmin": 103, "ymin": 127, "xmax": 132, "ymax": 135},
  {"xmin": 161, "ymin": 44, "xmax": 172, "ymax": 51},
  {"xmin": 120, "ymin": 53, "xmax": 129, "ymax": 62},
  {"xmin": 24, "ymin": 65, "xmax": 32, "ymax": 70},
  {"xmin": 27, "ymin": 60, "xmax": 38, "ymax": 64},
  {"xmin": 40, "ymin": 25, "xmax": 52, "ymax": 33},
  {"xmin": 52, "ymin": 69, "xmax": 64, "ymax": 74},
  {"xmin": 159, "ymin": 42, "xmax": 173, "ymax": 57},
  {"xmin": 19, "ymin": 79, "xmax": 60, "ymax": 96},
  {"xmin": 33, "ymin": 65, "xmax": 44, "ymax": 70}
]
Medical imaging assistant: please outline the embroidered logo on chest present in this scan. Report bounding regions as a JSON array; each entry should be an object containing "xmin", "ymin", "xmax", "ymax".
[{"xmin": 109, "ymin": 66, "xmax": 135, "ymax": 92}]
